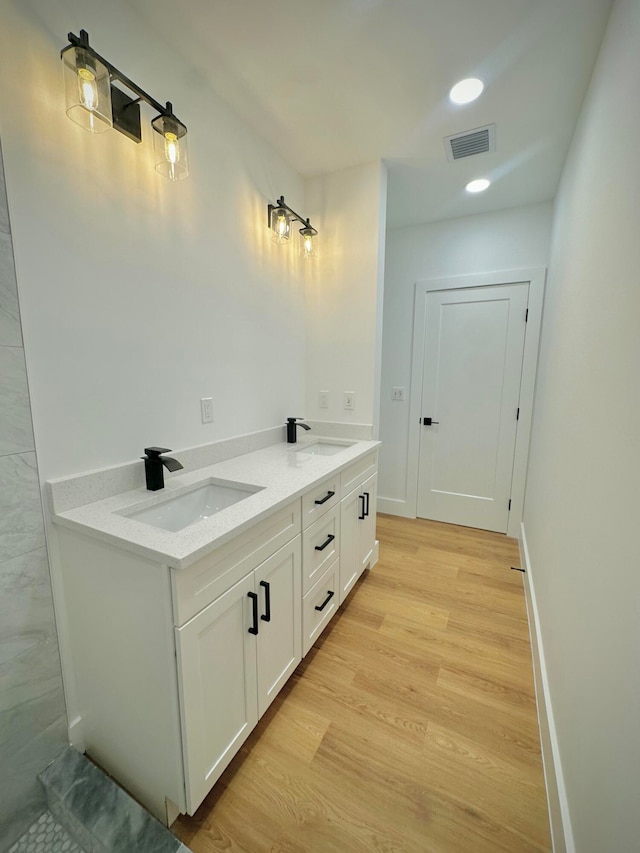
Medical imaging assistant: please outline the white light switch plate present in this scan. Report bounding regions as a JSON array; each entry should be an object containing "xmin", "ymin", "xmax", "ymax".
[
  {"xmin": 392, "ymin": 386, "xmax": 406, "ymax": 401},
  {"xmin": 319, "ymin": 390, "xmax": 329, "ymax": 409}
]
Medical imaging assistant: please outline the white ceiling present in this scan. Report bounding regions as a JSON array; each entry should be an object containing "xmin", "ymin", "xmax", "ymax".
[{"xmin": 130, "ymin": 0, "xmax": 613, "ymax": 228}]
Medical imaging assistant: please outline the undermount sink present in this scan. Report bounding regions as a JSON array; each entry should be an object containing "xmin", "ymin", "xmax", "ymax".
[
  {"xmin": 121, "ymin": 480, "xmax": 263, "ymax": 532},
  {"xmin": 294, "ymin": 440, "xmax": 353, "ymax": 457}
]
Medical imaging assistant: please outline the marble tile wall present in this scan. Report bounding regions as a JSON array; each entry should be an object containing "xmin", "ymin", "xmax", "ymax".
[{"xmin": 0, "ymin": 140, "xmax": 68, "ymax": 851}]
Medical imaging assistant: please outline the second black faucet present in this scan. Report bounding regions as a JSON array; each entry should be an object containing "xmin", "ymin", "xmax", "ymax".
[{"xmin": 286, "ymin": 417, "xmax": 311, "ymax": 444}]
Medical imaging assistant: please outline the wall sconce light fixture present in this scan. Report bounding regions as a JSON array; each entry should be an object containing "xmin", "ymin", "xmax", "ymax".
[
  {"xmin": 267, "ymin": 196, "xmax": 318, "ymax": 258},
  {"xmin": 61, "ymin": 29, "xmax": 189, "ymax": 180}
]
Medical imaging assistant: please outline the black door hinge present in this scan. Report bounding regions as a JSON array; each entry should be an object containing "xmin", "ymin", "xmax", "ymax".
[{"xmin": 508, "ymin": 499, "xmax": 512, "ymax": 511}]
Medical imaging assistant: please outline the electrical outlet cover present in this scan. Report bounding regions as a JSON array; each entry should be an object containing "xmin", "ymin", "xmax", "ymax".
[
  {"xmin": 200, "ymin": 397, "xmax": 214, "ymax": 423},
  {"xmin": 343, "ymin": 391, "xmax": 355, "ymax": 410}
]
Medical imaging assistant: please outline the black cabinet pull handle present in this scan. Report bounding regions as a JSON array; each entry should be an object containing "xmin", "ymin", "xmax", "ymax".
[
  {"xmin": 259, "ymin": 580, "xmax": 271, "ymax": 622},
  {"xmin": 314, "ymin": 490, "xmax": 335, "ymax": 505},
  {"xmin": 315, "ymin": 533, "xmax": 335, "ymax": 552},
  {"xmin": 359, "ymin": 494, "xmax": 366, "ymax": 520},
  {"xmin": 363, "ymin": 491, "xmax": 370, "ymax": 517},
  {"xmin": 247, "ymin": 591, "xmax": 259, "ymax": 635},
  {"xmin": 314, "ymin": 590, "xmax": 335, "ymax": 611}
]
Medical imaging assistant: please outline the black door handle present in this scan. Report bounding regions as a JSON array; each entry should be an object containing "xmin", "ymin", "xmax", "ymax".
[
  {"xmin": 423, "ymin": 417, "xmax": 439, "ymax": 426},
  {"xmin": 315, "ymin": 533, "xmax": 335, "ymax": 552},
  {"xmin": 314, "ymin": 490, "xmax": 335, "ymax": 505},
  {"xmin": 259, "ymin": 580, "xmax": 271, "ymax": 622},
  {"xmin": 314, "ymin": 590, "xmax": 335, "ymax": 611},
  {"xmin": 247, "ymin": 591, "xmax": 259, "ymax": 635},
  {"xmin": 359, "ymin": 494, "xmax": 366, "ymax": 520},
  {"xmin": 363, "ymin": 491, "xmax": 370, "ymax": 517}
]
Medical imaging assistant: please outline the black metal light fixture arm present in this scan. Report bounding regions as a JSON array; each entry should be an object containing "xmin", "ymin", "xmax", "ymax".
[{"xmin": 267, "ymin": 195, "xmax": 318, "ymax": 236}]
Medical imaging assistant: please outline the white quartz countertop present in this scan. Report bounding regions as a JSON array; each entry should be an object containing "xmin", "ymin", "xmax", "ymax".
[{"xmin": 51, "ymin": 439, "xmax": 380, "ymax": 569}]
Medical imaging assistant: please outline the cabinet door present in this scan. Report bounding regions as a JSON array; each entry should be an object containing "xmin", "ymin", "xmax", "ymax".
[
  {"xmin": 339, "ymin": 485, "xmax": 361, "ymax": 604},
  {"xmin": 176, "ymin": 572, "xmax": 258, "ymax": 815},
  {"xmin": 255, "ymin": 538, "xmax": 302, "ymax": 718},
  {"xmin": 358, "ymin": 471, "xmax": 378, "ymax": 572}
]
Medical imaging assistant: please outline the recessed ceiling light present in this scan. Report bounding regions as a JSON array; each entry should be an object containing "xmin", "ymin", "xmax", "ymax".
[
  {"xmin": 449, "ymin": 78, "xmax": 484, "ymax": 105},
  {"xmin": 466, "ymin": 178, "xmax": 491, "ymax": 193}
]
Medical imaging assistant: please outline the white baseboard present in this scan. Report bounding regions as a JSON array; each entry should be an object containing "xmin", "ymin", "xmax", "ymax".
[
  {"xmin": 520, "ymin": 524, "xmax": 574, "ymax": 853},
  {"xmin": 377, "ymin": 496, "xmax": 414, "ymax": 518}
]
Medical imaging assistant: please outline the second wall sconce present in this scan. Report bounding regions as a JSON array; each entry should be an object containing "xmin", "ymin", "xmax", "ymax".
[
  {"xmin": 267, "ymin": 196, "xmax": 318, "ymax": 259},
  {"xmin": 61, "ymin": 29, "xmax": 189, "ymax": 181}
]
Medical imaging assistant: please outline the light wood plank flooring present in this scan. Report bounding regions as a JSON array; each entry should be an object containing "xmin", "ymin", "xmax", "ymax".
[{"xmin": 174, "ymin": 514, "xmax": 551, "ymax": 853}]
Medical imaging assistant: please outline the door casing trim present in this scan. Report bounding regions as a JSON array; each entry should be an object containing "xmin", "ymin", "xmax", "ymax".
[{"xmin": 407, "ymin": 267, "xmax": 546, "ymax": 538}]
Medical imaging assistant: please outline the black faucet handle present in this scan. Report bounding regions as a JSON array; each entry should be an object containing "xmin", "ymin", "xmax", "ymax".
[
  {"xmin": 286, "ymin": 417, "xmax": 305, "ymax": 423},
  {"xmin": 144, "ymin": 446, "xmax": 172, "ymax": 458}
]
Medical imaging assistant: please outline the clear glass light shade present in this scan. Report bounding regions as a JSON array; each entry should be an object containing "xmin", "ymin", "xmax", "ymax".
[
  {"xmin": 151, "ymin": 113, "xmax": 189, "ymax": 181},
  {"xmin": 299, "ymin": 227, "xmax": 318, "ymax": 259},
  {"xmin": 62, "ymin": 45, "xmax": 113, "ymax": 133},
  {"xmin": 270, "ymin": 207, "xmax": 291, "ymax": 244}
]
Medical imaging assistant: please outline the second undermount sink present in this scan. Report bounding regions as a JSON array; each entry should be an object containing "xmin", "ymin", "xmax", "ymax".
[
  {"xmin": 121, "ymin": 480, "xmax": 263, "ymax": 532},
  {"xmin": 294, "ymin": 440, "xmax": 354, "ymax": 457}
]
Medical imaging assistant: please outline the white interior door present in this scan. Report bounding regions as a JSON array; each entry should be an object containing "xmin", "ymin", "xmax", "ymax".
[{"xmin": 417, "ymin": 283, "xmax": 528, "ymax": 533}]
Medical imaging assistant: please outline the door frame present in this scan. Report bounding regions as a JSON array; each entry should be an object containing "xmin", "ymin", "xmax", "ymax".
[{"xmin": 406, "ymin": 267, "xmax": 546, "ymax": 538}]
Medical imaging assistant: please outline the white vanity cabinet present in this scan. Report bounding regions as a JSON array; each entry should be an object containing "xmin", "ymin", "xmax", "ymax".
[
  {"xmin": 176, "ymin": 536, "xmax": 301, "ymax": 813},
  {"xmin": 339, "ymin": 454, "xmax": 378, "ymax": 604},
  {"xmin": 51, "ymin": 441, "xmax": 379, "ymax": 826},
  {"xmin": 55, "ymin": 500, "xmax": 302, "ymax": 822}
]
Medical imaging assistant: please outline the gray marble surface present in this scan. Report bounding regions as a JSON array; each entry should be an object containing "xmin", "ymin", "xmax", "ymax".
[
  {"xmin": 0, "ymin": 145, "xmax": 8, "ymax": 235},
  {"xmin": 0, "ymin": 347, "xmax": 35, "ymax": 456},
  {"xmin": 0, "ymin": 135, "xmax": 67, "ymax": 853},
  {"xmin": 0, "ymin": 233, "xmax": 21, "ymax": 346},
  {"xmin": 40, "ymin": 748, "xmax": 191, "ymax": 853},
  {"xmin": 0, "ymin": 711, "xmax": 67, "ymax": 851},
  {"xmin": 0, "ymin": 453, "xmax": 45, "ymax": 563}
]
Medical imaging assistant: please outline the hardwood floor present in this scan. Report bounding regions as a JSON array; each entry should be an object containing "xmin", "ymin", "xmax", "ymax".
[{"xmin": 173, "ymin": 514, "xmax": 551, "ymax": 853}]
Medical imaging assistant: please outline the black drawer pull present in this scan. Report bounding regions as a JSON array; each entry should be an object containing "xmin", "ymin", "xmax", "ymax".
[
  {"xmin": 247, "ymin": 591, "xmax": 259, "ymax": 635},
  {"xmin": 315, "ymin": 533, "xmax": 335, "ymax": 552},
  {"xmin": 363, "ymin": 491, "xmax": 370, "ymax": 518},
  {"xmin": 314, "ymin": 590, "xmax": 335, "ymax": 612},
  {"xmin": 314, "ymin": 490, "xmax": 335, "ymax": 506},
  {"xmin": 259, "ymin": 580, "xmax": 271, "ymax": 622},
  {"xmin": 359, "ymin": 494, "xmax": 366, "ymax": 520}
]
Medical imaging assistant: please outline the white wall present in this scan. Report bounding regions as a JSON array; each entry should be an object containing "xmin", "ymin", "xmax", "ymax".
[
  {"xmin": 379, "ymin": 203, "xmax": 552, "ymax": 511},
  {"xmin": 523, "ymin": 0, "xmax": 640, "ymax": 850},
  {"xmin": 0, "ymin": 0, "xmax": 308, "ymax": 483},
  {"xmin": 304, "ymin": 162, "xmax": 387, "ymax": 432}
]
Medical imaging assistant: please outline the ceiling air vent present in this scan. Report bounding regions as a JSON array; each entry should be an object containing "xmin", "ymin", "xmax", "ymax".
[{"xmin": 445, "ymin": 124, "xmax": 496, "ymax": 162}]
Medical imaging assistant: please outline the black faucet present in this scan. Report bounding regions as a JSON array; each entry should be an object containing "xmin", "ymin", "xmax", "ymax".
[
  {"xmin": 286, "ymin": 417, "xmax": 311, "ymax": 444},
  {"xmin": 142, "ymin": 447, "xmax": 184, "ymax": 491}
]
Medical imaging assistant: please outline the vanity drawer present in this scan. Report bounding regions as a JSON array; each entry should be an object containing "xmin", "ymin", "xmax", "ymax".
[
  {"xmin": 172, "ymin": 500, "xmax": 301, "ymax": 627},
  {"xmin": 340, "ymin": 452, "xmax": 377, "ymax": 495},
  {"xmin": 302, "ymin": 559, "xmax": 339, "ymax": 657},
  {"xmin": 301, "ymin": 505, "xmax": 340, "ymax": 595},
  {"xmin": 301, "ymin": 475, "xmax": 340, "ymax": 528}
]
